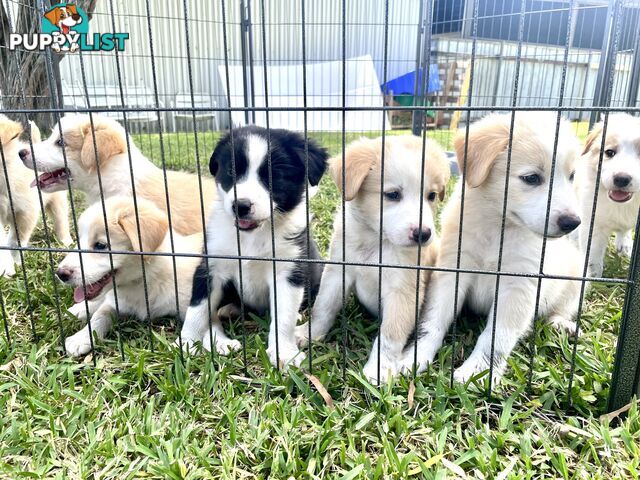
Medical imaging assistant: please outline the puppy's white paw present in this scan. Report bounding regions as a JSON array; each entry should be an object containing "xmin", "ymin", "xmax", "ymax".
[
  {"xmin": 363, "ymin": 355, "xmax": 398, "ymax": 384},
  {"xmin": 65, "ymin": 328, "xmax": 93, "ymax": 357},
  {"xmin": 60, "ymin": 236, "xmax": 74, "ymax": 248},
  {"xmin": 202, "ymin": 334, "xmax": 241, "ymax": 355},
  {"xmin": 588, "ymin": 262, "xmax": 604, "ymax": 278},
  {"xmin": 0, "ymin": 262, "xmax": 16, "ymax": 278},
  {"xmin": 548, "ymin": 314, "xmax": 579, "ymax": 336},
  {"xmin": 294, "ymin": 323, "xmax": 311, "ymax": 347},
  {"xmin": 616, "ymin": 236, "xmax": 633, "ymax": 257},
  {"xmin": 267, "ymin": 344, "xmax": 306, "ymax": 370},
  {"xmin": 173, "ymin": 336, "xmax": 201, "ymax": 355},
  {"xmin": 453, "ymin": 356, "xmax": 503, "ymax": 385},
  {"xmin": 68, "ymin": 303, "xmax": 88, "ymax": 321}
]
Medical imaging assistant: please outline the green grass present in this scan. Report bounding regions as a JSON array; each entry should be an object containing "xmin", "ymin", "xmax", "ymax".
[{"xmin": 0, "ymin": 126, "xmax": 638, "ymax": 478}]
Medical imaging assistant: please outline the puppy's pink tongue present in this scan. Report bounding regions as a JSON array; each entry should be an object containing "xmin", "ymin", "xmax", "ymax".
[
  {"xmin": 73, "ymin": 287, "xmax": 85, "ymax": 303},
  {"xmin": 609, "ymin": 190, "xmax": 632, "ymax": 202}
]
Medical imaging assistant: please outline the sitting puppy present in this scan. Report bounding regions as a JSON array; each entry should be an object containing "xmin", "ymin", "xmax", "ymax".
[
  {"xmin": 574, "ymin": 113, "xmax": 640, "ymax": 277},
  {"xmin": 295, "ymin": 136, "xmax": 450, "ymax": 383},
  {"xmin": 0, "ymin": 115, "xmax": 71, "ymax": 277},
  {"xmin": 400, "ymin": 112, "xmax": 583, "ymax": 384},
  {"xmin": 179, "ymin": 126, "xmax": 328, "ymax": 368},
  {"xmin": 20, "ymin": 114, "xmax": 216, "ymax": 236},
  {"xmin": 56, "ymin": 196, "xmax": 202, "ymax": 356}
]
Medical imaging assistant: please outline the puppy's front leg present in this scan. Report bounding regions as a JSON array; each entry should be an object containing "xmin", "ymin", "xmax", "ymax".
[
  {"xmin": 615, "ymin": 230, "xmax": 633, "ymax": 258},
  {"xmin": 0, "ymin": 225, "xmax": 15, "ymax": 277},
  {"xmin": 453, "ymin": 278, "xmax": 535, "ymax": 385},
  {"xmin": 295, "ymin": 264, "xmax": 354, "ymax": 347},
  {"xmin": 399, "ymin": 271, "xmax": 471, "ymax": 374},
  {"xmin": 267, "ymin": 269, "xmax": 306, "ymax": 369},
  {"xmin": 65, "ymin": 296, "xmax": 116, "ymax": 357},
  {"xmin": 583, "ymin": 229, "xmax": 609, "ymax": 278},
  {"xmin": 363, "ymin": 290, "xmax": 416, "ymax": 384},
  {"xmin": 179, "ymin": 259, "xmax": 239, "ymax": 355},
  {"xmin": 68, "ymin": 298, "xmax": 102, "ymax": 321}
]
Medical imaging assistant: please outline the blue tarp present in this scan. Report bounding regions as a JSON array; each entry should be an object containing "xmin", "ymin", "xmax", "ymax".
[{"xmin": 381, "ymin": 65, "xmax": 441, "ymax": 95}]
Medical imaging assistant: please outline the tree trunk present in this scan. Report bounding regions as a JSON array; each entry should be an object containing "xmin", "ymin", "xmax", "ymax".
[{"xmin": 0, "ymin": 0, "xmax": 98, "ymax": 132}]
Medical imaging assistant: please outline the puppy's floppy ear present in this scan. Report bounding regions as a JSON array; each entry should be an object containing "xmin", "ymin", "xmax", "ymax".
[
  {"xmin": 43, "ymin": 8, "xmax": 61, "ymax": 25},
  {"xmin": 301, "ymin": 139, "xmax": 328, "ymax": 186},
  {"xmin": 28, "ymin": 121, "xmax": 41, "ymax": 143},
  {"xmin": 117, "ymin": 200, "xmax": 169, "ymax": 253},
  {"xmin": 80, "ymin": 121, "xmax": 127, "ymax": 172},
  {"xmin": 286, "ymin": 133, "xmax": 328, "ymax": 186},
  {"xmin": 210, "ymin": 132, "xmax": 231, "ymax": 177},
  {"xmin": 330, "ymin": 139, "xmax": 378, "ymax": 201},
  {"xmin": 455, "ymin": 116, "xmax": 509, "ymax": 188},
  {"xmin": 582, "ymin": 122, "xmax": 603, "ymax": 156},
  {"xmin": 0, "ymin": 117, "xmax": 23, "ymax": 148}
]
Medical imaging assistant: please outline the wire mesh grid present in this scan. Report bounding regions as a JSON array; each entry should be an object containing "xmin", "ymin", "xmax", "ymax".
[{"xmin": 1, "ymin": 0, "xmax": 639, "ymax": 414}]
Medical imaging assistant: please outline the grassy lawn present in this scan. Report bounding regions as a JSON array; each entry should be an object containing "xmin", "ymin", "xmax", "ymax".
[{"xmin": 1, "ymin": 125, "xmax": 638, "ymax": 478}]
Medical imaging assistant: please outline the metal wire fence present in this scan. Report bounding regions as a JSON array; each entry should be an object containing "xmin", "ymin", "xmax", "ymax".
[{"xmin": 0, "ymin": 0, "xmax": 639, "ymax": 414}]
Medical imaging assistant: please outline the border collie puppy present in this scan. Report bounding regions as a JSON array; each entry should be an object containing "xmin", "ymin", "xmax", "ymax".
[{"xmin": 179, "ymin": 126, "xmax": 328, "ymax": 368}]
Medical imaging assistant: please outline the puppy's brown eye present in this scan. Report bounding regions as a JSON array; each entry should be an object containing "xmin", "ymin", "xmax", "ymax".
[
  {"xmin": 520, "ymin": 173, "xmax": 542, "ymax": 186},
  {"xmin": 384, "ymin": 190, "xmax": 402, "ymax": 201},
  {"xmin": 427, "ymin": 192, "xmax": 437, "ymax": 201},
  {"xmin": 604, "ymin": 149, "xmax": 616, "ymax": 158},
  {"xmin": 55, "ymin": 138, "xmax": 64, "ymax": 147},
  {"xmin": 93, "ymin": 241, "xmax": 108, "ymax": 250},
  {"xmin": 569, "ymin": 171, "xmax": 575, "ymax": 182}
]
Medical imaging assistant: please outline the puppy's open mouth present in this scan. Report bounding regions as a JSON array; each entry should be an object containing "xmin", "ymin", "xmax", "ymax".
[
  {"xmin": 31, "ymin": 168, "xmax": 70, "ymax": 190},
  {"xmin": 235, "ymin": 219, "xmax": 260, "ymax": 231},
  {"xmin": 73, "ymin": 272, "xmax": 114, "ymax": 303},
  {"xmin": 608, "ymin": 190, "xmax": 633, "ymax": 203}
]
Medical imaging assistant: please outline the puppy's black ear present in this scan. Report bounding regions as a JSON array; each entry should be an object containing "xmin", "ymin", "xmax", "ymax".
[
  {"xmin": 210, "ymin": 132, "xmax": 230, "ymax": 176},
  {"xmin": 291, "ymin": 135, "xmax": 328, "ymax": 186},
  {"xmin": 305, "ymin": 140, "xmax": 329, "ymax": 186}
]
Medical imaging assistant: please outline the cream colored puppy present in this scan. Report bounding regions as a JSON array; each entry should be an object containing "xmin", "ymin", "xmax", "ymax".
[
  {"xmin": 55, "ymin": 196, "xmax": 202, "ymax": 356},
  {"xmin": 574, "ymin": 113, "xmax": 640, "ymax": 277},
  {"xmin": 295, "ymin": 135, "xmax": 450, "ymax": 383},
  {"xmin": 400, "ymin": 112, "xmax": 582, "ymax": 384},
  {"xmin": 0, "ymin": 115, "xmax": 71, "ymax": 277},
  {"xmin": 19, "ymin": 114, "xmax": 216, "ymax": 236}
]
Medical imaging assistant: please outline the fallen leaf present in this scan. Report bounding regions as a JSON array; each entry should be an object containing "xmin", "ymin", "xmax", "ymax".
[{"xmin": 304, "ymin": 372, "xmax": 334, "ymax": 408}]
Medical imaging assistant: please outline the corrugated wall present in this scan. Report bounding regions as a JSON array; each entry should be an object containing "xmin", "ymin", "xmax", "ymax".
[{"xmin": 57, "ymin": 0, "xmax": 637, "ymax": 131}]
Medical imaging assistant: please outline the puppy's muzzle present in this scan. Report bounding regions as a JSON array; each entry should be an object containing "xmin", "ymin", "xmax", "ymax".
[
  {"xmin": 232, "ymin": 199, "xmax": 253, "ymax": 219},
  {"xmin": 411, "ymin": 227, "xmax": 432, "ymax": 244},
  {"xmin": 56, "ymin": 267, "xmax": 73, "ymax": 283},
  {"xmin": 18, "ymin": 148, "xmax": 31, "ymax": 163},
  {"xmin": 613, "ymin": 174, "xmax": 632, "ymax": 188},
  {"xmin": 557, "ymin": 214, "xmax": 581, "ymax": 234}
]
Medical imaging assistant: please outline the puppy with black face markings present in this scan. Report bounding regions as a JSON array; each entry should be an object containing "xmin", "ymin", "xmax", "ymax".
[{"xmin": 179, "ymin": 126, "xmax": 328, "ymax": 368}]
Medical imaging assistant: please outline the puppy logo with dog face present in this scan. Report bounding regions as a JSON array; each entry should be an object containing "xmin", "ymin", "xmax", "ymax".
[
  {"xmin": 41, "ymin": 3, "xmax": 89, "ymax": 53},
  {"xmin": 8, "ymin": 3, "xmax": 128, "ymax": 53},
  {"xmin": 43, "ymin": 3, "xmax": 85, "ymax": 52}
]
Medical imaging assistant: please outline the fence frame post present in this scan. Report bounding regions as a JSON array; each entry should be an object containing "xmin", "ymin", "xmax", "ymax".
[{"xmin": 608, "ymin": 209, "xmax": 640, "ymax": 412}]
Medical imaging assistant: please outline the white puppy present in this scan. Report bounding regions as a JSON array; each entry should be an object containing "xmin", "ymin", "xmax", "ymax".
[
  {"xmin": 0, "ymin": 115, "xmax": 71, "ymax": 277},
  {"xmin": 400, "ymin": 112, "xmax": 582, "ymax": 384},
  {"xmin": 295, "ymin": 135, "xmax": 450, "ymax": 383},
  {"xmin": 56, "ymin": 196, "xmax": 202, "ymax": 356},
  {"xmin": 19, "ymin": 114, "xmax": 216, "ymax": 236},
  {"xmin": 574, "ymin": 113, "xmax": 640, "ymax": 277}
]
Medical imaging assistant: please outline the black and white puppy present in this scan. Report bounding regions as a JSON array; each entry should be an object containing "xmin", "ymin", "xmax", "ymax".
[{"xmin": 179, "ymin": 126, "xmax": 327, "ymax": 368}]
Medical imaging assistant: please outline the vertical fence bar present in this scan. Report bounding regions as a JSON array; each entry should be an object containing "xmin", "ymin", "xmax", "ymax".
[
  {"xmin": 590, "ymin": 0, "xmax": 620, "ymax": 126},
  {"xmin": 626, "ymin": 32, "xmax": 640, "ymax": 108}
]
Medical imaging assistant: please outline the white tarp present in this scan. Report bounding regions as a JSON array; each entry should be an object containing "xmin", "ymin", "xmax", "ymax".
[{"xmin": 218, "ymin": 55, "xmax": 389, "ymax": 131}]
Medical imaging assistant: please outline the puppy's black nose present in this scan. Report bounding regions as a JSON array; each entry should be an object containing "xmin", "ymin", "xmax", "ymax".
[
  {"xmin": 613, "ymin": 174, "xmax": 632, "ymax": 188},
  {"xmin": 55, "ymin": 267, "xmax": 72, "ymax": 283},
  {"xmin": 412, "ymin": 227, "xmax": 431, "ymax": 244},
  {"xmin": 232, "ymin": 199, "xmax": 252, "ymax": 218},
  {"xmin": 557, "ymin": 214, "xmax": 581, "ymax": 234},
  {"xmin": 18, "ymin": 149, "xmax": 30, "ymax": 160}
]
